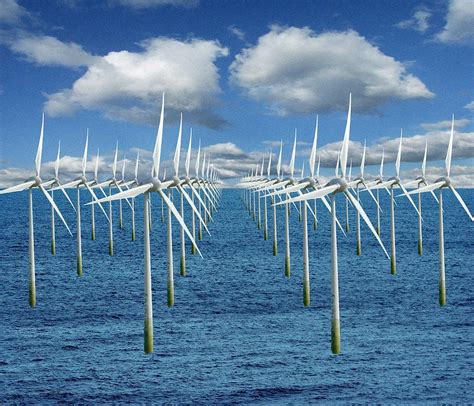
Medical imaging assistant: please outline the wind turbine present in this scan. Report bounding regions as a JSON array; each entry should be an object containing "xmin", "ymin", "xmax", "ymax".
[
  {"xmin": 89, "ymin": 93, "xmax": 202, "ymax": 353},
  {"xmin": 367, "ymin": 131, "xmax": 421, "ymax": 275},
  {"xmin": 54, "ymin": 132, "xmax": 109, "ymax": 275},
  {"xmin": 345, "ymin": 159, "xmax": 352, "ymax": 233},
  {"xmin": 44, "ymin": 141, "xmax": 76, "ymax": 255},
  {"xmin": 351, "ymin": 141, "xmax": 382, "ymax": 256},
  {"xmin": 401, "ymin": 139, "xmax": 439, "ymax": 255},
  {"xmin": 276, "ymin": 94, "xmax": 388, "ymax": 354},
  {"xmin": 0, "ymin": 114, "xmax": 72, "ymax": 306},
  {"xmin": 404, "ymin": 116, "xmax": 473, "ymax": 305},
  {"xmin": 166, "ymin": 113, "xmax": 209, "ymax": 279},
  {"xmin": 263, "ymin": 151, "xmax": 272, "ymax": 240}
]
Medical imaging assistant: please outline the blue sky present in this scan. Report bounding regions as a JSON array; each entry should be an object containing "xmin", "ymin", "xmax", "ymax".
[{"xmin": 0, "ymin": 0, "xmax": 473, "ymax": 185}]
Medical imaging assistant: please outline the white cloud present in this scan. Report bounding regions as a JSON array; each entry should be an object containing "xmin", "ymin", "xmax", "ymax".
[
  {"xmin": 228, "ymin": 25, "xmax": 246, "ymax": 41},
  {"xmin": 43, "ymin": 36, "xmax": 229, "ymax": 128},
  {"xmin": 397, "ymin": 7, "xmax": 432, "ymax": 33},
  {"xmin": 113, "ymin": 0, "xmax": 199, "ymax": 8},
  {"xmin": 465, "ymin": 101, "xmax": 474, "ymax": 110},
  {"xmin": 0, "ymin": 0, "xmax": 29, "ymax": 25},
  {"xmin": 420, "ymin": 118, "xmax": 470, "ymax": 130},
  {"xmin": 6, "ymin": 32, "xmax": 96, "ymax": 68},
  {"xmin": 436, "ymin": 0, "xmax": 474, "ymax": 45},
  {"xmin": 230, "ymin": 26, "xmax": 434, "ymax": 115}
]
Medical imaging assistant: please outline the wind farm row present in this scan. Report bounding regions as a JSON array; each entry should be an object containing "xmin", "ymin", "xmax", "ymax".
[
  {"xmin": 0, "ymin": 94, "xmax": 223, "ymax": 354},
  {"xmin": 1, "ymin": 93, "xmax": 472, "ymax": 356},
  {"xmin": 238, "ymin": 94, "xmax": 473, "ymax": 354}
]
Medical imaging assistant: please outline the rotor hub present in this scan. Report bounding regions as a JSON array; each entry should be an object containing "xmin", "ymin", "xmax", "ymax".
[
  {"xmin": 150, "ymin": 177, "xmax": 161, "ymax": 192},
  {"xmin": 34, "ymin": 176, "xmax": 42, "ymax": 186},
  {"xmin": 435, "ymin": 176, "xmax": 450, "ymax": 187},
  {"xmin": 327, "ymin": 177, "xmax": 348, "ymax": 193}
]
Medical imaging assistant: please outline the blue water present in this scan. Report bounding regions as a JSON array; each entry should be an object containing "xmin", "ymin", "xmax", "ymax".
[{"xmin": 0, "ymin": 188, "xmax": 473, "ymax": 403}]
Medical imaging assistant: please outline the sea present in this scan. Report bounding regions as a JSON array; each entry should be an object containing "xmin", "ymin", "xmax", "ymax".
[{"xmin": 0, "ymin": 188, "xmax": 473, "ymax": 403}]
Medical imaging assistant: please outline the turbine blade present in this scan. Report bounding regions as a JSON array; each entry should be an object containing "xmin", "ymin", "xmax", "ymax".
[
  {"xmin": 430, "ymin": 190, "xmax": 439, "ymax": 204},
  {"xmin": 84, "ymin": 183, "xmax": 110, "ymax": 222},
  {"xmin": 158, "ymin": 189, "xmax": 202, "ymax": 258},
  {"xmin": 340, "ymin": 93, "xmax": 351, "ymax": 177},
  {"xmin": 274, "ymin": 184, "xmax": 339, "ymax": 206},
  {"xmin": 0, "ymin": 180, "xmax": 36, "ymax": 194},
  {"xmin": 422, "ymin": 139, "xmax": 428, "ymax": 178},
  {"xmin": 35, "ymin": 113, "xmax": 45, "ymax": 177},
  {"xmin": 446, "ymin": 115, "xmax": 454, "ymax": 177},
  {"xmin": 396, "ymin": 129, "xmax": 402, "ymax": 177},
  {"xmin": 56, "ymin": 181, "xmax": 76, "ymax": 212},
  {"xmin": 51, "ymin": 179, "xmax": 82, "ymax": 190},
  {"xmin": 152, "ymin": 93, "xmax": 165, "ymax": 177},
  {"xmin": 82, "ymin": 131, "xmax": 89, "ymax": 177},
  {"xmin": 404, "ymin": 181, "xmax": 444, "ymax": 196},
  {"xmin": 174, "ymin": 112, "xmax": 183, "ymax": 176},
  {"xmin": 88, "ymin": 183, "xmax": 152, "ymax": 205},
  {"xmin": 398, "ymin": 183, "xmax": 422, "ymax": 217},
  {"xmin": 449, "ymin": 185, "xmax": 473, "ymax": 221},
  {"xmin": 39, "ymin": 184, "xmax": 72, "ymax": 236},
  {"xmin": 361, "ymin": 181, "xmax": 382, "ymax": 213},
  {"xmin": 265, "ymin": 181, "xmax": 310, "ymax": 197},
  {"xmin": 320, "ymin": 194, "xmax": 346, "ymax": 237},
  {"xmin": 116, "ymin": 183, "xmax": 133, "ymax": 210},
  {"xmin": 402, "ymin": 179, "xmax": 419, "ymax": 189},
  {"xmin": 55, "ymin": 141, "xmax": 61, "ymax": 179},
  {"xmin": 177, "ymin": 184, "xmax": 210, "ymax": 235},
  {"xmin": 189, "ymin": 183, "xmax": 213, "ymax": 219},
  {"xmin": 345, "ymin": 190, "xmax": 389, "ymax": 257}
]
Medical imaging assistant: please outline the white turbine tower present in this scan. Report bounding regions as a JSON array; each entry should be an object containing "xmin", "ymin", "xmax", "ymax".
[
  {"xmin": 404, "ymin": 115, "xmax": 473, "ymax": 305},
  {"xmin": 89, "ymin": 93, "xmax": 202, "ymax": 353},
  {"xmin": 277, "ymin": 94, "xmax": 388, "ymax": 354},
  {"xmin": 0, "ymin": 114, "xmax": 72, "ymax": 306}
]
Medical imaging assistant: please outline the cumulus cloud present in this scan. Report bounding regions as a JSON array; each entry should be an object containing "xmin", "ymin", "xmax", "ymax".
[
  {"xmin": 436, "ymin": 0, "xmax": 474, "ymax": 45},
  {"xmin": 113, "ymin": 0, "xmax": 199, "ymax": 8},
  {"xmin": 465, "ymin": 101, "xmax": 474, "ymax": 110},
  {"xmin": 420, "ymin": 118, "xmax": 470, "ymax": 130},
  {"xmin": 230, "ymin": 26, "xmax": 434, "ymax": 115},
  {"xmin": 397, "ymin": 7, "xmax": 432, "ymax": 33},
  {"xmin": 42, "ymin": 36, "xmax": 229, "ymax": 128},
  {"xmin": 0, "ymin": 0, "xmax": 29, "ymax": 25},
  {"xmin": 4, "ymin": 31, "xmax": 96, "ymax": 68}
]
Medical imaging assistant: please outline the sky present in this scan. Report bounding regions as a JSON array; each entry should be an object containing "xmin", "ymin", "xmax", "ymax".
[{"xmin": 0, "ymin": 0, "xmax": 473, "ymax": 186}]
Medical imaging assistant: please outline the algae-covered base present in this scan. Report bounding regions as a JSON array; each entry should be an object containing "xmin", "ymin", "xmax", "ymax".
[
  {"xmin": 331, "ymin": 318, "xmax": 341, "ymax": 354},
  {"xmin": 303, "ymin": 281, "xmax": 310, "ymax": 307},
  {"xmin": 418, "ymin": 239, "xmax": 422, "ymax": 256},
  {"xmin": 77, "ymin": 256, "xmax": 83, "ymax": 276},
  {"xmin": 273, "ymin": 241, "xmax": 278, "ymax": 256},
  {"xmin": 51, "ymin": 240, "xmax": 56, "ymax": 256},
  {"xmin": 167, "ymin": 282, "xmax": 174, "ymax": 307},
  {"xmin": 285, "ymin": 256, "xmax": 290, "ymax": 278},
  {"xmin": 391, "ymin": 256, "xmax": 396, "ymax": 275},
  {"xmin": 356, "ymin": 241, "xmax": 361, "ymax": 256},
  {"xmin": 144, "ymin": 318, "xmax": 153, "ymax": 353},
  {"xmin": 180, "ymin": 256, "xmax": 186, "ymax": 277},
  {"xmin": 109, "ymin": 241, "xmax": 114, "ymax": 257},
  {"xmin": 439, "ymin": 283, "xmax": 446, "ymax": 306},
  {"xmin": 29, "ymin": 280, "xmax": 36, "ymax": 308}
]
